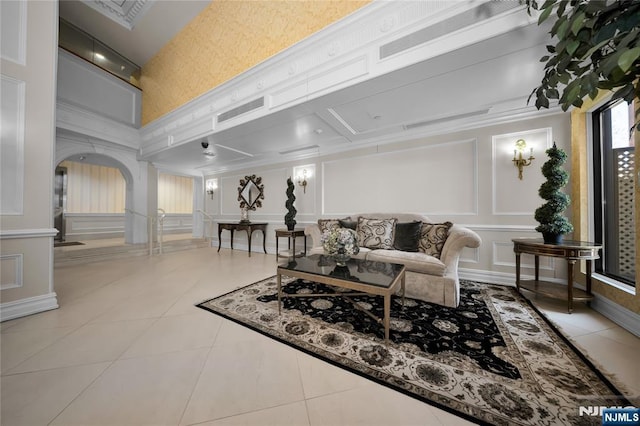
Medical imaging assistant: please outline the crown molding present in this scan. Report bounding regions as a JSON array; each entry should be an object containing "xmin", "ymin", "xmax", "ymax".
[{"xmin": 140, "ymin": 0, "xmax": 537, "ymax": 160}]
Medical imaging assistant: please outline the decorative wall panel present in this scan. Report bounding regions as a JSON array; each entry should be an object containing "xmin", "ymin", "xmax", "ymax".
[
  {"xmin": 322, "ymin": 140, "xmax": 477, "ymax": 215},
  {"xmin": 0, "ymin": 75, "xmax": 25, "ymax": 215},
  {"xmin": 0, "ymin": 254, "xmax": 23, "ymax": 290},
  {"xmin": 0, "ymin": 0, "xmax": 26, "ymax": 65},
  {"xmin": 57, "ymin": 50, "xmax": 141, "ymax": 126}
]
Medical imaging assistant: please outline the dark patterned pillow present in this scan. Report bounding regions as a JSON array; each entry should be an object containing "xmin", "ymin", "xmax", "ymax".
[
  {"xmin": 338, "ymin": 219, "xmax": 358, "ymax": 230},
  {"xmin": 418, "ymin": 222, "xmax": 453, "ymax": 259},
  {"xmin": 357, "ymin": 217, "xmax": 397, "ymax": 249},
  {"xmin": 393, "ymin": 221, "xmax": 422, "ymax": 252},
  {"xmin": 318, "ymin": 217, "xmax": 350, "ymax": 234}
]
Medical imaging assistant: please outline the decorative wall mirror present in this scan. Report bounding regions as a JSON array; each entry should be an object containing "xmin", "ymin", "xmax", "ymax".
[{"xmin": 238, "ymin": 175, "xmax": 264, "ymax": 211}]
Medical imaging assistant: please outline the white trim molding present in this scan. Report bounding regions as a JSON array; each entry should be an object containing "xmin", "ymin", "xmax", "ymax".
[
  {"xmin": 0, "ymin": 228, "xmax": 58, "ymax": 239},
  {"xmin": 0, "ymin": 292, "xmax": 58, "ymax": 322},
  {"xmin": 591, "ymin": 295, "xmax": 640, "ymax": 338}
]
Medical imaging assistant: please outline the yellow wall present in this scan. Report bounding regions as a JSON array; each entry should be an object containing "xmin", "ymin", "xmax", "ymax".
[
  {"xmin": 158, "ymin": 173, "xmax": 194, "ymax": 213},
  {"xmin": 140, "ymin": 0, "xmax": 370, "ymax": 125},
  {"xmin": 60, "ymin": 161, "xmax": 126, "ymax": 213},
  {"xmin": 571, "ymin": 98, "xmax": 639, "ymax": 313}
]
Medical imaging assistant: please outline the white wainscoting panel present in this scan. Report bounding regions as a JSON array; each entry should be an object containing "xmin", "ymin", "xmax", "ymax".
[
  {"xmin": 322, "ymin": 139, "xmax": 477, "ymax": 215},
  {"xmin": 0, "ymin": 75, "xmax": 25, "ymax": 215},
  {"xmin": 492, "ymin": 128, "xmax": 552, "ymax": 215},
  {"xmin": 0, "ymin": 0, "xmax": 27, "ymax": 65},
  {"xmin": 57, "ymin": 50, "xmax": 141, "ymax": 127},
  {"xmin": 0, "ymin": 254, "xmax": 23, "ymax": 290}
]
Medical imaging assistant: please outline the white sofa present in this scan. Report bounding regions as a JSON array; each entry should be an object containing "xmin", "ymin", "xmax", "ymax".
[{"xmin": 304, "ymin": 213, "xmax": 481, "ymax": 308}]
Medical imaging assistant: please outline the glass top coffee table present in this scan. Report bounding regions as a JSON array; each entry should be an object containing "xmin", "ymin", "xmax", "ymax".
[{"xmin": 276, "ymin": 254, "xmax": 406, "ymax": 342}]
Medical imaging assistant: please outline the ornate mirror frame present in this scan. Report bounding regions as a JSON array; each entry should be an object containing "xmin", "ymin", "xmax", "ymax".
[{"xmin": 238, "ymin": 175, "xmax": 264, "ymax": 211}]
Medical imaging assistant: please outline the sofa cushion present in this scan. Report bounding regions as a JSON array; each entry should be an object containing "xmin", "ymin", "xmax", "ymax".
[
  {"xmin": 366, "ymin": 250, "xmax": 446, "ymax": 276},
  {"xmin": 338, "ymin": 219, "xmax": 358, "ymax": 230},
  {"xmin": 393, "ymin": 221, "xmax": 422, "ymax": 252},
  {"xmin": 318, "ymin": 218, "xmax": 349, "ymax": 234},
  {"xmin": 357, "ymin": 217, "xmax": 397, "ymax": 249},
  {"xmin": 419, "ymin": 222, "xmax": 452, "ymax": 259}
]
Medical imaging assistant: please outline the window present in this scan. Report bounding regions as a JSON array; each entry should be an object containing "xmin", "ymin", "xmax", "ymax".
[{"xmin": 592, "ymin": 100, "xmax": 635, "ymax": 288}]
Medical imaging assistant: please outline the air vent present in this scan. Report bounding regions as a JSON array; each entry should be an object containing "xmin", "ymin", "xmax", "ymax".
[
  {"xmin": 404, "ymin": 108, "xmax": 490, "ymax": 130},
  {"xmin": 380, "ymin": 1, "xmax": 520, "ymax": 59},
  {"xmin": 279, "ymin": 145, "xmax": 320, "ymax": 155},
  {"xmin": 217, "ymin": 97, "xmax": 265, "ymax": 123}
]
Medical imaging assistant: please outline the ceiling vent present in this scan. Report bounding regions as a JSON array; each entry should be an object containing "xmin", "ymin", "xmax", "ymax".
[
  {"xmin": 379, "ymin": 1, "xmax": 520, "ymax": 59},
  {"xmin": 279, "ymin": 144, "xmax": 320, "ymax": 155},
  {"xmin": 217, "ymin": 97, "xmax": 265, "ymax": 123},
  {"xmin": 404, "ymin": 108, "xmax": 491, "ymax": 130}
]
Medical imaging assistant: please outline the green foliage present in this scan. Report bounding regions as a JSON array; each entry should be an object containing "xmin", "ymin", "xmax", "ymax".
[
  {"xmin": 525, "ymin": 0, "xmax": 640, "ymax": 129},
  {"xmin": 534, "ymin": 143, "xmax": 574, "ymax": 235},
  {"xmin": 284, "ymin": 177, "xmax": 297, "ymax": 229}
]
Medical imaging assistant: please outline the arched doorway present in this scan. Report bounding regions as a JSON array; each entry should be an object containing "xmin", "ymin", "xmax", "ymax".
[{"xmin": 54, "ymin": 153, "xmax": 131, "ymax": 246}]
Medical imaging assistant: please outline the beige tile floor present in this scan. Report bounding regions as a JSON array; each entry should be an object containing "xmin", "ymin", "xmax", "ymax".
[{"xmin": 1, "ymin": 246, "xmax": 638, "ymax": 425}]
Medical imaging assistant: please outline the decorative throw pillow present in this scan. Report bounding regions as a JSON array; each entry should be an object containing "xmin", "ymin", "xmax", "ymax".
[
  {"xmin": 338, "ymin": 219, "xmax": 358, "ymax": 230},
  {"xmin": 318, "ymin": 217, "xmax": 350, "ymax": 234},
  {"xmin": 393, "ymin": 221, "xmax": 422, "ymax": 252},
  {"xmin": 357, "ymin": 217, "xmax": 397, "ymax": 249},
  {"xmin": 418, "ymin": 222, "xmax": 453, "ymax": 259}
]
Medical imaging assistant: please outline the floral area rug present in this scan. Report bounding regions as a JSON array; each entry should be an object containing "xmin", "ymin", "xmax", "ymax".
[{"xmin": 196, "ymin": 277, "xmax": 631, "ymax": 425}]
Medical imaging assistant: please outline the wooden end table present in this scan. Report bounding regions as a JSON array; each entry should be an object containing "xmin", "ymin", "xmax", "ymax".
[
  {"xmin": 275, "ymin": 228, "xmax": 306, "ymax": 260},
  {"xmin": 512, "ymin": 238, "xmax": 601, "ymax": 313},
  {"xmin": 217, "ymin": 222, "xmax": 267, "ymax": 257}
]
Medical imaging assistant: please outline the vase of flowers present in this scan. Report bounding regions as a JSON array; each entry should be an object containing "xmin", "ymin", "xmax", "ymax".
[{"xmin": 321, "ymin": 227, "xmax": 359, "ymax": 266}]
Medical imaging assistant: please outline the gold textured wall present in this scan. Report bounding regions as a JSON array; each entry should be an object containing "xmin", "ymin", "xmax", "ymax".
[
  {"xmin": 158, "ymin": 173, "xmax": 194, "ymax": 213},
  {"xmin": 570, "ymin": 101, "xmax": 639, "ymax": 314},
  {"xmin": 140, "ymin": 0, "xmax": 370, "ymax": 125}
]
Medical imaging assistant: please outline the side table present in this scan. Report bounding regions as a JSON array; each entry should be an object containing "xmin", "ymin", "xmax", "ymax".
[
  {"xmin": 512, "ymin": 238, "xmax": 601, "ymax": 313},
  {"xmin": 217, "ymin": 222, "xmax": 268, "ymax": 257},
  {"xmin": 275, "ymin": 228, "xmax": 307, "ymax": 260}
]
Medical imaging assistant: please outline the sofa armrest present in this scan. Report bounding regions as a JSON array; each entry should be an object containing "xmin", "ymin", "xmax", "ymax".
[
  {"xmin": 304, "ymin": 224, "xmax": 323, "ymax": 248},
  {"xmin": 439, "ymin": 225, "xmax": 481, "ymax": 273}
]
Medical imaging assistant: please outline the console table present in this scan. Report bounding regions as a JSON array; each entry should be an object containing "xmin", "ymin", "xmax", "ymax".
[
  {"xmin": 512, "ymin": 238, "xmax": 601, "ymax": 313},
  {"xmin": 275, "ymin": 228, "xmax": 306, "ymax": 260},
  {"xmin": 218, "ymin": 222, "xmax": 267, "ymax": 257}
]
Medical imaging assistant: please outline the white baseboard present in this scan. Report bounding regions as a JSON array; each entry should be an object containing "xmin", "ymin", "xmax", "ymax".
[
  {"xmin": 0, "ymin": 292, "xmax": 59, "ymax": 322},
  {"xmin": 591, "ymin": 295, "xmax": 640, "ymax": 337}
]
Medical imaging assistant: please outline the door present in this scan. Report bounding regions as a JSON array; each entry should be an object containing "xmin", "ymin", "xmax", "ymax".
[{"xmin": 54, "ymin": 166, "xmax": 67, "ymax": 242}]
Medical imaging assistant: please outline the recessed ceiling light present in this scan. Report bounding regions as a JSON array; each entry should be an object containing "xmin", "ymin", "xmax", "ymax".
[{"xmin": 94, "ymin": 53, "xmax": 105, "ymax": 61}]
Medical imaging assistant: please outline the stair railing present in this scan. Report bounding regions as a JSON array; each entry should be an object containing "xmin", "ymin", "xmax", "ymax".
[
  {"xmin": 124, "ymin": 208, "xmax": 166, "ymax": 256},
  {"xmin": 197, "ymin": 209, "xmax": 216, "ymax": 243}
]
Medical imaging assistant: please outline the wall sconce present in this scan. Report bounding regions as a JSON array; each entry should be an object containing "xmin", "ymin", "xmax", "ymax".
[
  {"xmin": 512, "ymin": 139, "xmax": 534, "ymax": 180},
  {"xmin": 297, "ymin": 169, "xmax": 309, "ymax": 193},
  {"xmin": 205, "ymin": 179, "xmax": 217, "ymax": 199}
]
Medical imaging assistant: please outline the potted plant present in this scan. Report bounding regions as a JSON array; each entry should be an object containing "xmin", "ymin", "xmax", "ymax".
[
  {"xmin": 534, "ymin": 142, "xmax": 574, "ymax": 244},
  {"xmin": 284, "ymin": 177, "xmax": 297, "ymax": 231}
]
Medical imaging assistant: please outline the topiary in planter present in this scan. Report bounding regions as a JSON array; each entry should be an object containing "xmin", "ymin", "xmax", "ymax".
[
  {"xmin": 284, "ymin": 177, "xmax": 297, "ymax": 231},
  {"xmin": 534, "ymin": 142, "xmax": 573, "ymax": 244}
]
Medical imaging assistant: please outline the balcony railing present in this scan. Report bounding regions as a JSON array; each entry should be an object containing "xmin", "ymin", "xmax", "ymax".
[{"xmin": 59, "ymin": 18, "xmax": 141, "ymax": 88}]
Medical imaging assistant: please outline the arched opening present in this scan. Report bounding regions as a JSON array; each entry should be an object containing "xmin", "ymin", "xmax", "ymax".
[{"xmin": 54, "ymin": 152, "xmax": 134, "ymax": 248}]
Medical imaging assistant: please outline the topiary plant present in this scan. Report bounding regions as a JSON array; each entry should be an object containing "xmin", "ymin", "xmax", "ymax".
[
  {"xmin": 284, "ymin": 177, "xmax": 297, "ymax": 231},
  {"xmin": 534, "ymin": 142, "xmax": 574, "ymax": 243}
]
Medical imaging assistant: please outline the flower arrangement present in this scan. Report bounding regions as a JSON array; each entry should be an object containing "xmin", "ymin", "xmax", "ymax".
[{"xmin": 321, "ymin": 227, "xmax": 360, "ymax": 257}]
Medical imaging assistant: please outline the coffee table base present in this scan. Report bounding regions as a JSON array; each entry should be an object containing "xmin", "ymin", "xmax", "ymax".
[{"xmin": 277, "ymin": 269, "xmax": 405, "ymax": 342}]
